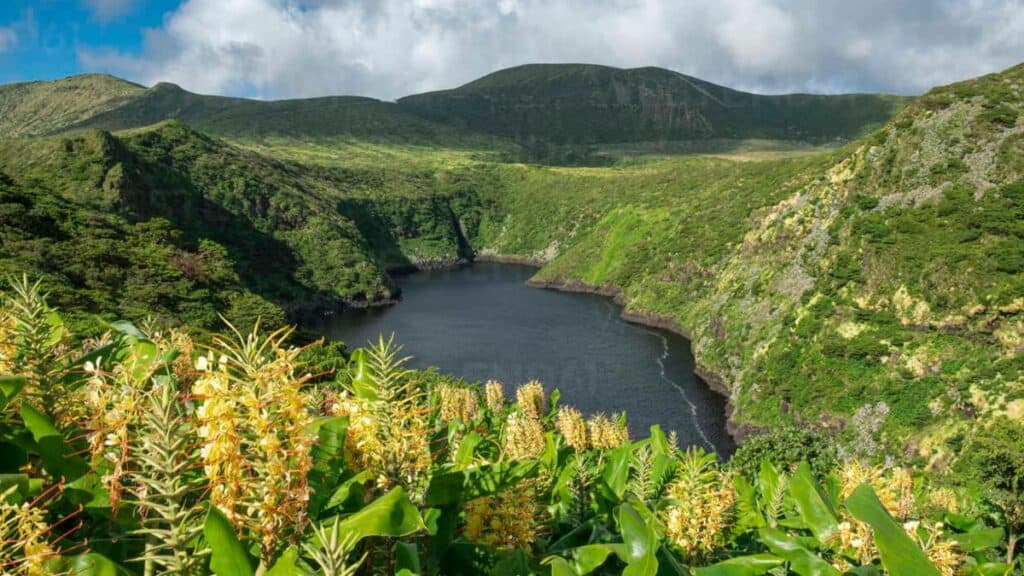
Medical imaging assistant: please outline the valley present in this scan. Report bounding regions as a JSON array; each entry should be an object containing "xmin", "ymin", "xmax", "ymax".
[{"xmin": 1, "ymin": 49, "xmax": 1023, "ymax": 574}]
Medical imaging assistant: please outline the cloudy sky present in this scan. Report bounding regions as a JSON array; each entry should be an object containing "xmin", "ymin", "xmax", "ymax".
[{"xmin": 1, "ymin": 0, "xmax": 1023, "ymax": 100}]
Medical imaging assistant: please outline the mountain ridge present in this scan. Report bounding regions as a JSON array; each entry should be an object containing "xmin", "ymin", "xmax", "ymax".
[{"xmin": 1, "ymin": 64, "xmax": 911, "ymax": 148}]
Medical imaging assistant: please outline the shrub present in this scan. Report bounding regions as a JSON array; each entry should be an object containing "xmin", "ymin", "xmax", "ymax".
[{"xmin": 729, "ymin": 425, "xmax": 839, "ymax": 481}]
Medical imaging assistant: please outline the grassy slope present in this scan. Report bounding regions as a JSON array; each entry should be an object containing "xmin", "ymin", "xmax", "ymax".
[
  {"xmin": 398, "ymin": 63, "xmax": 911, "ymax": 145},
  {"xmin": 0, "ymin": 74, "xmax": 145, "ymax": 137},
  {"xmin": 490, "ymin": 64, "xmax": 1024, "ymax": 463}
]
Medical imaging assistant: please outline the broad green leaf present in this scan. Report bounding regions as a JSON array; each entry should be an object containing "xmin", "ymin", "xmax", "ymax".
[
  {"xmin": 129, "ymin": 339, "xmax": 160, "ymax": 380},
  {"xmin": 69, "ymin": 553, "xmax": 133, "ymax": 576},
  {"xmin": 545, "ymin": 557, "xmax": 579, "ymax": 576},
  {"xmin": 306, "ymin": 416, "xmax": 350, "ymax": 517},
  {"xmin": 648, "ymin": 425, "xmax": 671, "ymax": 455},
  {"xmin": 950, "ymin": 527, "xmax": 1003, "ymax": 552},
  {"xmin": 20, "ymin": 403, "xmax": 90, "ymax": 481},
  {"xmin": 108, "ymin": 320, "xmax": 146, "ymax": 340},
  {"xmin": 265, "ymin": 547, "xmax": 311, "ymax": 576},
  {"xmin": 454, "ymin": 431, "xmax": 482, "ymax": 466},
  {"xmin": 347, "ymin": 350, "xmax": 378, "ymax": 400},
  {"xmin": 617, "ymin": 503, "xmax": 658, "ymax": 576},
  {"xmin": 319, "ymin": 486, "xmax": 424, "ymax": 544},
  {"xmin": 758, "ymin": 528, "xmax": 840, "ymax": 576},
  {"xmin": 602, "ymin": 444, "xmax": 632, "ymax": 501},
  {"xmin": 790, "ymin": 462, "xmax": 838, "ymax": 543},
  {"xmin": 845, "ymin": 484, "xmax": 940, "ymax": 576},
  {"xmin": 692, "ymin": 554, "xmax": 785, "ymax": 576},
  {"xmin": 323, "ymin": 470, "xmax": 372, "ymax": 513},
  {"xmin": 734, "ymin": 476, "xmax": 767, "ymax": 531},
  {"xmin": 542, "ymin": 544, "xmax": 616, "ymax": 575},
  {"xmin": 204, "ymin": 507, "xmax": 255, "ymax": 576},
  {"xmin": 395, "ymin": 541, "xmax": 421, "ymax": 576},
  {"xmin": 426, "ymin": 460, "xmax": 538, "ymax": 506},
  {"xmin": 964, "ymin": 562, "xmax": 1012, "ymax": 576}
]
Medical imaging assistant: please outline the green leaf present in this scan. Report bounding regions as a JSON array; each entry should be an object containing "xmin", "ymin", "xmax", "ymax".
[
  {"xmin": 491, "ymin": 548, "xmax": 532, "ymax": 576},
  {"xmin": 0, "ymin": 473, "xmax": 30, "ymax": 502},
  {"xmin": 319, "ymin": 486, "xmax": 424, "ymax": 544},
  {"xmin": 426, "ymin": 460, "xmax": 539, "ymax": 506},
  {"xmin": 602, "ymin": 444, "xmax": 632, "ymax": 501},
  {"xmin": 692, "ymin": 554, "xmax": 785, "ymax": 576},
  {"xmin": 129, "ymin": 339, "xmax": 160, "ymax": 380},
  {"xmin": 306, "ymin": 416, "xmax": 350, "ymax": 517},
  {"xmin": 758, "ymin": 528, "xmax": 840, "ymax": 576},
  {"xmin": 204, "ymin": 507, "xmax": 255, "ymax": 576},
  {"xmin": 454, "ymin": 431, "xmax": 483, "ymax": 466},
  {"xmin": 845, "ymin": 484, "xmax": 940, "ymax": 576},
  {"xmin": 0, "ymin": 375, "xmax": 25, "ymax": 410},
  {"xmin": 69, "ymin": 553, "xmax": 134, "ymax": 576},
  {"xmin": 20, "ymin": 403, "xmax": 90, "ymax": 481},
  {"xmin": 544, "ymin": 544, "xmax": 618, "ymax": 576},
  {"xmin": 790, "ymin": 462, "xmax": 838, "ymax": 543},
  {"xmin": 265, "ymin": 547, "xmax": 312, "ymax": 576},
  {"xmin": 347, "ymin": 350, "xmax": 378, "ymax": 400},
  {"xmin": 323, "ymin": 470, "xmax": 372, "ymax": 513},
  {"xmin": 617, "ymin": 502, "xmax": 659, "ymax": 576},
  {"xmin": 950, "ymin": 527, "xmax": 1003, "ymax": 552},
  {"xmin": 395, "ymin": 541, "xmax": 421, "ymax": 576}
]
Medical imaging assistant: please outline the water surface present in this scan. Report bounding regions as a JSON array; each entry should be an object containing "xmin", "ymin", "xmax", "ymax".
[{"xmin": 312, "ymin": 263, "xmax": 735, "ymax": 455}]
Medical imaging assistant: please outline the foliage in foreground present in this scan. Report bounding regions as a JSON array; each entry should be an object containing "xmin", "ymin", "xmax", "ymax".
[{"xmin": 0, "ymin": 279, "xmax": 1019, "ymax": 575}]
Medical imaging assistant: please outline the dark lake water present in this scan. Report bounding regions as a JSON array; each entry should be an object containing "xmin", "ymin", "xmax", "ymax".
[{"xmin": 311, "ymin": 262, "xmax": 735, "ymax": 456}]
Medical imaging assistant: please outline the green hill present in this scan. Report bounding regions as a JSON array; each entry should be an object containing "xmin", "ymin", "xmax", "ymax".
[
  {"xmin": 479, "ymin": 62, "xmax": 1024, "ymax": 458},
  {"xmin": 398, "ymin": 63, "xmax": 911, "ymax": 145},
  {"xmin": 0, "ymin": 74, "xmax": 145, "ymax": 137},
  {"xmin": 0, "ymin": 75, "xmax": 510, "ymax": 149}
]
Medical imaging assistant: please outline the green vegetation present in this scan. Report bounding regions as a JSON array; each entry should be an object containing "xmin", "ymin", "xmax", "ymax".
[
  {"xmin": 0, "ymin": 60, "xmax": 1022, "ymax": 572},
  {"xmin": 0, "ymin": 283, "xmax": 1018, "ymax": 574},
  {"xmin": 398, "ymin": 64, "xmax": 910, "ymax": 145},
  {"xmin": 0, "ymin": 74, "xmax": 144, "ymax": 137}
]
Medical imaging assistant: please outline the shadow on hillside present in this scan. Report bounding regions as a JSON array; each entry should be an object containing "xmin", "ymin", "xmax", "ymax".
[{"xmin": 116, "ymin": 155, "xmax": 348, "ymax": 320}]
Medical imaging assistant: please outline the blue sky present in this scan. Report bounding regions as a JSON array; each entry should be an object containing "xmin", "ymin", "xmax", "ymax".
[
  {"xmin": 0, "ymin": 1, "xmax": 181, "ymax": 84},
  {"xmin": 1, "ymin": 1, "xmax": 1022, "ymax": 101}
]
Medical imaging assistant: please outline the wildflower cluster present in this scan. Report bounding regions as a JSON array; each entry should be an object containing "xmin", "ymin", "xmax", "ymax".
[
  {"xmin": 438, "ymin": 383, "xmax": 481, "ymax": 422},
  {"xmin": 555, "ymin": 406, "xmax": 629, "ymax": 452},
  {"xmin": 463, "ymin": 480, "xmax": 542, "ymax": 549},
  {"xmin": 328, "ymin": 338, "xmax": 433, "ymax": 495},
  {"xmin": 662, "ymin": 449, "xmax": 735, "ymax": 561},
  {"xmin": 193, "ymin": 326, "xmax": 318, "ymax": 562},
  {"xmin": 484, "ymin": 379, "xmax": 505, "ymax": 412},
  {"xmin": 0, "ymin": 487, "xmax": 61, "ymax": 576}
]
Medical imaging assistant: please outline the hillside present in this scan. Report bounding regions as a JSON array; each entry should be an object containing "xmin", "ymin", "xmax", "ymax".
[
  {"xmin": 398, "ymin": 63, "xmax": 911, "ymax": 145},
  {"xmin": 0, "ymin": 116, "xmax": 517, "ymax": 334},
  {"xmin": 0, "ymin": 68, "xmax": 907, "ymax": 155},
  {"xmin": 483, "ymin": 63, "xmax": 1024, "ymax": 462},
  {"xmin": 0, "ymin": 75, "xmax": 510, "ymax": 150},
  {"xmin": 0, "ymin": 74, "xmax": 144, "ymax": 137}
]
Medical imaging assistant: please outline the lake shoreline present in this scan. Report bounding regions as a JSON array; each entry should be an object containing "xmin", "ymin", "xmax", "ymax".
[
  {"xmin": 351, "ymin": 256, "xmax": 750, "ymax": 447},
  {"xmin": 524, "ymin": 274, "xmax": 757, "ymax": 445}
]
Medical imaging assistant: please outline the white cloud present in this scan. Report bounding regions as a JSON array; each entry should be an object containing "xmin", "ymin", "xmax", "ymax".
[
  {"xmin": 79, "ymin": 0, "xmax": 1024, "ymax": 100},
  {"xmin": 82, "ymin": 0, "xmax": 137, "ymax": 21}
]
